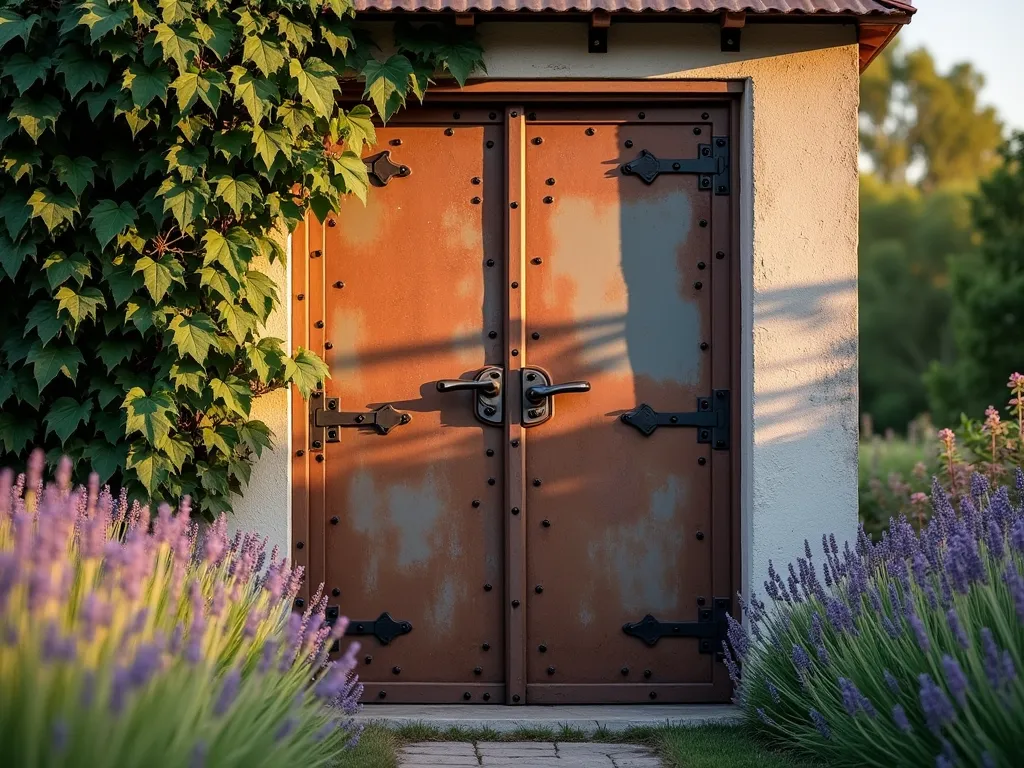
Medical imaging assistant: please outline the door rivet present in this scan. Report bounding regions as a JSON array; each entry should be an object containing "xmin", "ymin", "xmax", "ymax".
[
  {"xmin": 390, "ymin": 138, "xmax": 403, "ymax": 146},
  {"xmin": 484, "ymin": 583, "xmax": 492, "ymax": 591},
  {"xmin": 474, "ymin": 667, "xmax": 482, "ymax": 675},
  {"xmin": 585, "ymin": 127, "xmax": 595, "ymax": 136},
  {"xmin": 489, "ymin": 331, "xmax": 498, "ymax": 339},
  {"xmin": 488, "ymin": 478, "xmax": 496, "ymax": 485},
  {"xmin": 315, "ymin": 455, "xmax": 324, "ymax": 463},
  {"xmin": 296, "ymin": 449, "xmax": 305, "ymax": 457},
  {"xmin": 484, "ymin": 406, "xmax": 496, "ymax": 416},
  {"xmin": 487, "ymin": 141, "xmax": 495, "ymax": 148},
  {"xmin": 315, "ymin": 320, "xmax": 324, "ymax": 328},
  {"xmin": 716, "ymin": 250, "xmax": 725, "ymax": 259},
  {"xmin": 701, "ymin": 147, "xmax": 712, "ymax": 157},
  {"xmin": 699, "ymin": 219, "xmax": 708, "ymax": 228},
  {"xmin": 716, "ymin": 138, "xmax": 726, "ymax": 147},
  {"xmin": 644, "ymin": 669, "xmax": 652, "ymax": 678},
  {"xmin": 697, "ymin": 596, "xmax": 706, "ymax": 606},
  {"xmin": 483, "ymin": 693, "xmax": 491, "ymax": 701},
  {"xmin": 650, "ymin": 692, "xmax": 657, "ymax": 700},
  {"xmin": 472, "ymin": 197, "xmax": 482, "ymax": 204},
  {"xmin": 670, "ymin": 416, "xmax": 678, "ymax": 424},
  {"xmin": 511, "ymin": 111, "xmax": 519, "ymax": 117},
  {"xmin": 365, "ymin": 655, "xmax": 373, "ymax": 664},
  {"xmin": 542, "ymin": 519, "xmax": 550, "ymax": 527},
  {"xmin": 511, "ymin": 600, "xmax": 520, "ymax": 608},
  {"xmin": 511, "ymin": 439, "xmax": 519, "ymax": 447},
  {"xmin": 482, "ymin": 642, "xmax": 491, "ymax": 650},
  {"xmin": 716, "ymin": 439, "xmax": 725, "ymax": 448},
  {"xmin": 702, "ymin": 112, "xmax": 710, "ymax": 120},
  {"xmin": 532, "ymin": 137, "xmax": 543, "ymax": 145},
  {"xmin": 486, "ymin": 449, "xmax": 495, "ymax": 456},
  {"xmin": 528, "ymin": 112, "xmax": 537, "ymax": 120},
  {"xmin": 538, "ymin": 644, "xmax": 547, "ymax": 652},
  {"xmin": 547, "ymin": 666, "xmax": 556, "ymax": 675},
  {"xmin": 310, "ymin": 250, "xmax": 322, "ymax": 258},
  {"xmin": 334, "ymin": 281, "xmax": 345, "ymax": 288},
  {"xmin": 512, "ymin": 694, "xmax": 521, "ymax": 703},
  {"xmin": 327, "ymin": 399, "xmax": 336, "ymax": 409},
  {"xmin": 324, "ymin": 342, "xmax": 333, "ymax": 350},
  {"xmin": 718, "ymin": 186, "xmax": 727, "ymax": 193},
  {"xmin": 532, "ymin": 332, "xmax": 540, "ymax": 340},
  {"xmin": 694, "ymin": 281, "xmax": 702, "ymax": 290},
  {"xmin": 717, "ymin": 390, "xmax": 726, "ymax": 399},
  {"xmin": 694, "ymin": 127, "xmax": 702, "ymax": 135},
  {"xmin": 698, "ymin": 261, "xmax": 706, "ymax": 270},
  {"xmin": 489, "ymin": 112, "xmax": 497, "ymax": 119},
  {"xmin": 621, "ymin": 667, "xmax": 629, "ymax": 675},
  {"xmin": 378, "ymin": 691, "xmax": 386, "ymax": 699},
  {"xmin": 330, "ymin": 516, "xmax": 339, "ymax": 524},
  {"xmin": 296, "ymin": 541, "xmax": 304, "ymax": 550},
  {"xmin": 445, "ymin": 128, "xmax": 454, "ymax": 136},
  {"xmin": 511, "ymin": 281, "xmax": 519, "ymax": 288},
  {"xmin": 453, "ymin": 111, "xmax": 461, "ymax": 119},
  {"xmin": 533, "ymin": 479, "xmax": 542, "ymax": 487},
  {"xmin": 700, "ymin": 429, "xmax": 710, "ymax": 440},
  {"xmin": 625, "ymin": 140, "xmax": 633, "ymax": 148},
  {"xmin": 312, "ymin": 440, "xmax": 323, "ymax": 449},
  {"xmin": 486, "ymin": 258, "xmax": 495, "ymax": 266},
  {"xmin": 297, "ymin": 293, "xmax": 305, "ymax": 300},
  {"xmin": 294, "ymin": 598, "xmax": 305, "ymax": 608},
  {"xmin": 511, "ymin": 349, "xmax": 519, "ymax": 357},
  {"xmin": 472, "ymin": 177, "xmax": 482, "ymax": 185},
  {"xmin": 400, "ymin": 414, "xmax": 410, "ymax": 423},
  {"xmin": 672, "ymin": 162, "xmax": 682, "ymax": 171},
  {"xmin": 638, "ymin": 112, "xmax": 646, "ymax": 119},
  {"xmin": 392, "ymin": 666, "xmax": 401, "ymax": 675},
  {"xmin": 526, "ymin": 373, "xmax": 536, "ymax": 381},
  {"xmin": 531, "ymin": 257, "xmax": 543, "ymax": 265},
  {"xmin": 327, "ymin": 219, "xmax": 336, "ymax": 227},
  {"xmin": 332, "ymin": 588, "xmax": 341, "ymax": 597},
  {"xmin": 535, "ymin": 585, "xmax": 543, "ymax": 594},
  {"xmin": 701, "ymin": 178, "xmax": 711, "ymax": 188},
  {"xmin": 696, "ymin": 531, "xmax": 705, "ymax": 540},
  {"xmin": 543, "ymin": 196, "xmax": 553, "ymax": 204},
  {"xmin": 546, "ymin": 178, "xmax": 555, "ymax": 186},
  {"xmin": 528, "ymin": 408, "xmax": 542, "ymax": 418},
  {"xmin": 700, "ymin": 342, "xmax": 709, "ymax": 351},
  {"xmin": 472, "ymin": 500, "xmax": 481, "ymax": 508},
  {"xmin": 355, "ymin": 414, "xmax": 365, "ymax": 423},
  {"xmin": 327, "ymin": 429, "xmax": 337, "ymax": 440},
  {"xmin": 698, "ymin": 457, "xmax": 707, "ymax": 466},
  {"xmin": 510, "ymin": 202, "xmax": 518, "ymax": 209},
  {"xmin": 511, "ymin": 507, "xmax": 520, "ymax": 515}
]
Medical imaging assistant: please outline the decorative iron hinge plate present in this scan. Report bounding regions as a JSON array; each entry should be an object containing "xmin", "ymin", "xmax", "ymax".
[
  {"xmin": 622, "ymin": 597, "xmax": 731, "ymax": 658},
  {"xmin": 620, "ymin": 390, "xmax": 729, "ymax": 449},
  {"xmin": 364, "ymin": 150, "xmax": 410, "ymax": 186},
  {"xmin": 620, "ymin": 139, "xmax": 730, "ymax": 194},
  {"xmin": 309, "ymin": 392, "xmax": 411, "ymax": 449},
  {"xmin": 326, "ymin": 607, "xmax": 413, "ymax": 647}
]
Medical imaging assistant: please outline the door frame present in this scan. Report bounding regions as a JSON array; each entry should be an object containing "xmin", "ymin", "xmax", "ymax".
[{"xmin": 290, "ymin": 80, "xmax": 744, "ymax": 705}]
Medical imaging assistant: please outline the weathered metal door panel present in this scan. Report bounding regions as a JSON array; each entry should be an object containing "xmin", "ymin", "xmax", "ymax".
[
  {"xmin": 520, "ymin": 108, "xmax": 734, "ymax": 703},
  {"xmin": 304, "ymin": 113, "xmax": 507, "ymax": 703}
]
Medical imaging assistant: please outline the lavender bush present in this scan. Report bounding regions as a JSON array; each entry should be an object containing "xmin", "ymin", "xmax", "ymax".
[
  {"xmin": 727, "ymin": 470, "xmax": 1024, "ymax": 767},
  {"xmin": 0, "ymin": 452, "xmax": 361, "ymax": 767}
]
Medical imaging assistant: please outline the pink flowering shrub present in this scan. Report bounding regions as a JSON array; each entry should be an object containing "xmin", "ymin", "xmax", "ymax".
[{"xmin": 0, "ymin": 451, "xmax": 361, "ymax": 767}]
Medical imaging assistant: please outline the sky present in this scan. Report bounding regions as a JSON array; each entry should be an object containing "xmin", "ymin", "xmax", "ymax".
[{"xmin": 898, "ymin": 0, "xmax": 1024, "ymax": 131}]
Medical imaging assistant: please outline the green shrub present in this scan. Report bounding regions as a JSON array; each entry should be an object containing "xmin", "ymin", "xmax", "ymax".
[
  {"xmin": 727, "ymin": 471, "xmax": 1024, "ymax": 767},
  {"xmin": 0, "ymin": 450, "xmax": 361, "ymax": 766}
]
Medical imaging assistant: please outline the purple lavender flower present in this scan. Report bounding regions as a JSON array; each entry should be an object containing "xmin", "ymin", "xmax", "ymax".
[
  {"xmin": 892, "ymin": 703, "xmax": 911, "ymax": 733},
  {"xmin": 109, "ymin": 666, "xmax": 130, "ymax": 713},
  {"xmin": 971, "ymin": 472, "xmax": 990, "ymax": 502},
  {"xmin": 882, "ymin": 616, "xmax": 901, "ymax": 639},
  {"xmin": 1011, "ymin": 517, "xmax": 1024, "ymax": 554},
  {"xmin": 990, "ymin": 486, "xmax": 1013, "ymax": 530},
  {"xmin": 883, "ymin": 669, "xmax": 900, "ymax": 695},
  {"xmin": 276, "ymin": 716, "xmax": 297, "ymax": 741},
  {"xmin": 791, "ymin": 644, "xmax": 811, "ymax": 673},
  {"xmin": 722, "ymin": 641, "xmax": 741, "ymax": 685},
  {"xmin": 214, "ymin": 668, "xmax": 241, "ymax": 716},
  {"xmin": 815, "ymin": 643, "xmax": 831, "ymax": 666},
  {"xmin": 839, "ymin": 677, "xmax": 876, "ymax": 717},
  {"xmin": 887, "ymin": 582, "xmax": 902, "ymax": 614},
  {"xmin": 919, "ymin": 673, "xmax": 956, "ymax": 734},
  {"xmin": 766, "ymin": 680, "xmax": 781, "ymax": 704},
  {"xmin": 191, "ymin": 741, "xmax": 207, "ymax": 768},
  {"xmin": 1004, "ymin": 562, "xmax": 1024, "ymax": 623},
  {"xmin": 809, "ymin": 708, "xmax": 831, "ymax": 739},
  {"xmin": 907, "ymin": 607, "xmax": 931, "ymax": 653},
  {"xmin": 941, "ymin": 655, "xmax": 969, "ymax": 707},
  {"xmin": 986, "ymin": 519, "xmax": 1005, "ymax": 560},
  {"xmin": 756, "ymin": 708, "xmax": 776, "ymax": 727},
  {"xmin": 981, "ymin": 628, "xmax": 1013, "ymax": 690},
  {"xmin": 726, "ymin": 614, "xmax": 749, "ymax": 658},
  {"xmin": 52, "ymin": 718, "xmax": 68, "ymax": 752},
  {"xmin": 945, "ymin": 608, "xmax": 969, "ymax": 649}
]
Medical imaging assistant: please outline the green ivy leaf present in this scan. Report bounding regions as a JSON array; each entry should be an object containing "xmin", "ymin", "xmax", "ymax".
[
  {"xmin": 27, "ymin": 188, "xmax": 79, "ymax": 232},
  {"xmin": 56, "ymin": 285, "xmax": 105, "ymax": 330},
  {"xmin": 165, "ymin": 143, "xmax": 209, "ymax": 182},
  {"xmin": 53, "ymin": 156, "xmax": 97, "ymax": 198},
  {"xmin": 0, "ymin": 413, "xmax": 36, "ymax": 455},
  {"xmin": 158, "ymin": 0, "xmax": 193, "ymax": 25},
  {"xmin": 245, "ymin": 337, "xmax": 284, "ymax": 382},
  {"xmin": 91, "ymin": 376, "xmax": 125, "ymax": 411},
  {"xmin": 241, "ymin": 269, "xmax": 278, "ymax": 321},
  {"xmin": 124, "ymin": 61, "xmax": 172, "ymax": 109},
  {"xmin": 123, "ymin": 386, "xmax": 175, "ymax": 446},
  {"xmin": 42, "ymin": 250, "xmax": 90, "ymax": 289},
  {"xmin": 126, "ymin": 443, "xmax": 168, "ymax": 495},
  {"xmin": 153, "ymin": 21, "xmax": 199, "ymax": 71},
  {"xmin": 171, "ymin": 68, "xmax": 227, "ymax": 113},
  {"xmin": 157, "ymin": 177, "xmax": 210, "ymax": 229},
  {"xmin": 161, "ymin": 434, "xmax": 194, "ymax": 472},
  {"xmin": 199, "ymin": 461, "xmax": 229, "ymax": 495},
  {"xmin": 283, "ymin": 347, "xmax": 330, "ymax": 398},
  {"xmin": 77, "ymin": 1, "xmax": 131, "ymax": 42},
  {"xmin": 0, "ymin": 190, "xmax": 30, "ymax": 238},
  {"xmin": 288, "ymin": 57, "xmax": 340, "ymax": 118},
  {"xmin": 242, "ymin": 34, "xmax": 285, "ymax": 77},
  {"xmin": 201, "ymin": 425, "xmax": 234, "ymax": 455},
  {"xmin": 26, "ymin": 343, "xmax": 84, "ymax": 390},
  {"xmin": 103, "ymin": 261, "xmax": 142, "ymax": 306},
  {"xmin": 1, "ymin": 147, "xmax": 40, "ymax": 183},
  {"xmin": 229, "ymin": 66, "xmax": 278, "ymax": 123},
  {"xmin": 134, "ymin": 255, "xmax": 185, "ymax": 303},
  {"xmin": 199, "ymin": 266, "xmax": 237, "ymax": 300},
  {"xmin": 0, "ymin": 368, "xmax": 14, "ymax": 408},
  {"xmin": 201, "ymin": 228, "xmax": 248, "ymax": 281},
  {"xmin": 362, "ymin": 54, "xmax": 413, "ymax": 122},
  {"xmin": 0, "ymin": 234, "xmax": 35, "ymax": 279},
  {"xmin": 25, "ymin": 300, "xmax": 65, "ymax": 344},
  {"xmin": 197, "ymin": 14, "xmax": 236, "ymax": 60},
  {"xmin": 216, "ymin": 299, "xmax": 257, "ymax": 343},
  {"xmin": 169, "ymin": 358, "xmax": 204, "ymax": 392},
  {"xmin": 97, "ymin": 337, "xmax": 140, "ymax": 371},
  {"xmin": 209, "ymin": 375, "xmax": 252, "ymax": 417},
  {"xmin": 168, "ymin": 312, "xmax": 218, "ymax": 364},
  {"xmin": 211, "ymin": 173, "xmax": 260, "ymax": 215},
  {"xmin": 251, "ymin": 124, "xmax": 290, "ymax": 169},
  {"xmin": 237, "ymin": 419, "xmax": 273, "ymax": 458},
  {"xmin": 89, "ymin": 200, "xmax": 138, "ymax": 248},
  {"xmin": 79, "ymin": 84, "xmax": 120, "ymax": 121},
  {"xmin": 332, "ymin": 150, "xmax": 369, "ymax": 204},
  {"xmin": 83, "ymin": 440, "xmax": 129, "ymax": 483},
  {"xmin": 55, "ymin": 44, "xmax": 110, "ymax": 98},
  {"xmin": 10, "ymin": 94, "xmax": 61, "ymax": 142},
  {"xmin": 211, "ymin": 128, "xmax": 250, "ymax": 161},
  {"xmin": 321, "ymin": 18, "xmax": 354, "ymax": 57},
  {"xmin": 44, "ymin": 396, "xmax": 94, "ymax": 444},
  {"xmin": 3, "ymin": 53, "xmax": 52, "ymax": 91},
  {"xmin": 277, "ymin": 16, "xmax": 314, "ymax": 55},
  {"xmin": 335, "ymin": 104, "xmax": 376, "ymax": 154},
  {"xmin": 0, "ymin": 10, "xmax": 41, "ymax": 52},
  {"xmin": 102, "ymin": 148, "xmax": 139, "ymax": 190}
]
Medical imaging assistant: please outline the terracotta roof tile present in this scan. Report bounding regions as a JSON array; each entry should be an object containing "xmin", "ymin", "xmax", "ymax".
[{"xmin": 354, "ymin": 0, "xmax": 914, "ymax": 14}]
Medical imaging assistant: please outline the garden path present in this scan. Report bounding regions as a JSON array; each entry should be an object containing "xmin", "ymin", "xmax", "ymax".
[{"xmin": 398, "ymin": 741, "xmax": 662, "ymax": 767}]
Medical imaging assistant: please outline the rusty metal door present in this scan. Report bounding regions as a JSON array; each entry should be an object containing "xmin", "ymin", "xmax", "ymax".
[
  {"xmin": 517, "ymin": 105, "xmax": 735, "ymax": 704},
  {"xmin": 294, "ymin": 100, "xmax": 735, "ymax": 705}
]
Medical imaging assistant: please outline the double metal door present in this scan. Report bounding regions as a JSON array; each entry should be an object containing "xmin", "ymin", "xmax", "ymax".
[{"xmin": 292, "ymin": 102, "xmax": 736, "ymax": 705}]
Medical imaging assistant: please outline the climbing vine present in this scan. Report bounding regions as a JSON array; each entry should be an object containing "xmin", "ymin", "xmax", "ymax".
[{"xmin": 0, "ymin": 0, "xmax": 484, "ymax": 516}]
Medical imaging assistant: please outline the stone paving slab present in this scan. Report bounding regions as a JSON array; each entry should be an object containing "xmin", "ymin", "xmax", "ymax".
[{"xmin": 398, "ymin": 741, "xmax": 663, "ymax": 767}]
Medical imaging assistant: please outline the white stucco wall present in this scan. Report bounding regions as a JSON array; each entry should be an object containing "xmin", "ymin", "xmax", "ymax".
[{"xmin": 233, "ymin": 21, "xmax": 861, "ymax": 605}]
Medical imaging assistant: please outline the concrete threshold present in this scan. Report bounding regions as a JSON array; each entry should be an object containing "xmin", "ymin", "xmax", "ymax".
[{"xmin": 355, "ymin": 704, "xmax": 741, "ymax": 734}]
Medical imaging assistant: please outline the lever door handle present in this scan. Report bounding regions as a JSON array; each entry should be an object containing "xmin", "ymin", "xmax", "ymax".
[
  {"xmin": 437, "ymin": 378, "xmax": 501, "ymax": 397},
  {"xmin": 525, "ymin": 381, "xmax": 590, "ymax": 403}
]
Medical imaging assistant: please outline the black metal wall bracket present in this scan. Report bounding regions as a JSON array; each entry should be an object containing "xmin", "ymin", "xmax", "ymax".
[
  {"xmin": 364, "ymin": 150, "xmax": 410, "ymax": 186},
  {"xmin": 620, "ymin": 390, "xmax": 730, "ymax": 449},
  {"xmin": 622, "ymin": 597, "xmax": 731, "ymax": 658},
  {"xmin": 310, "ymin": 393, "xmax": 411, "ymax": 446},
  {"xmin": 621, "ymin": 140, "xmax": 730, "ymax": 194}
]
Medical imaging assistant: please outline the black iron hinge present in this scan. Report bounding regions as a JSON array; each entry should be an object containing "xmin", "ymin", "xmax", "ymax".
[
  {"xmin": 622, "ymin": 597, "xmax": 731, "ymax": 659},
  {"xmin": 309, "ymin": 392, "xmax": 411, "ymax": 450},
  {"xmin": 620, "ymin": 390, "xmax": 730, "ymax": 449},
  {"xmin": 326, "ymin": 607, "xmax": 413, "ymax": 651},
  {"xmin": 620, "ymin": 138, "xmax": 730, "ymax": 194}
]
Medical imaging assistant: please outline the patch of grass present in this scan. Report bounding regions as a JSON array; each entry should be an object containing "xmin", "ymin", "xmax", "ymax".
[
  {"xmin": 657, "ymin": 725, "xmax": 821, "ymax": 768},
  {"xmin": 334, "ymin": 725, "xmax": 400, "ymax": 768}
]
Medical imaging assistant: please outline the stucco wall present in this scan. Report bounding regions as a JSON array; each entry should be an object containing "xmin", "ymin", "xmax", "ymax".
[{"xmin": 233, "ymin": 21, "xmax": 861, "ymax": 606}]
